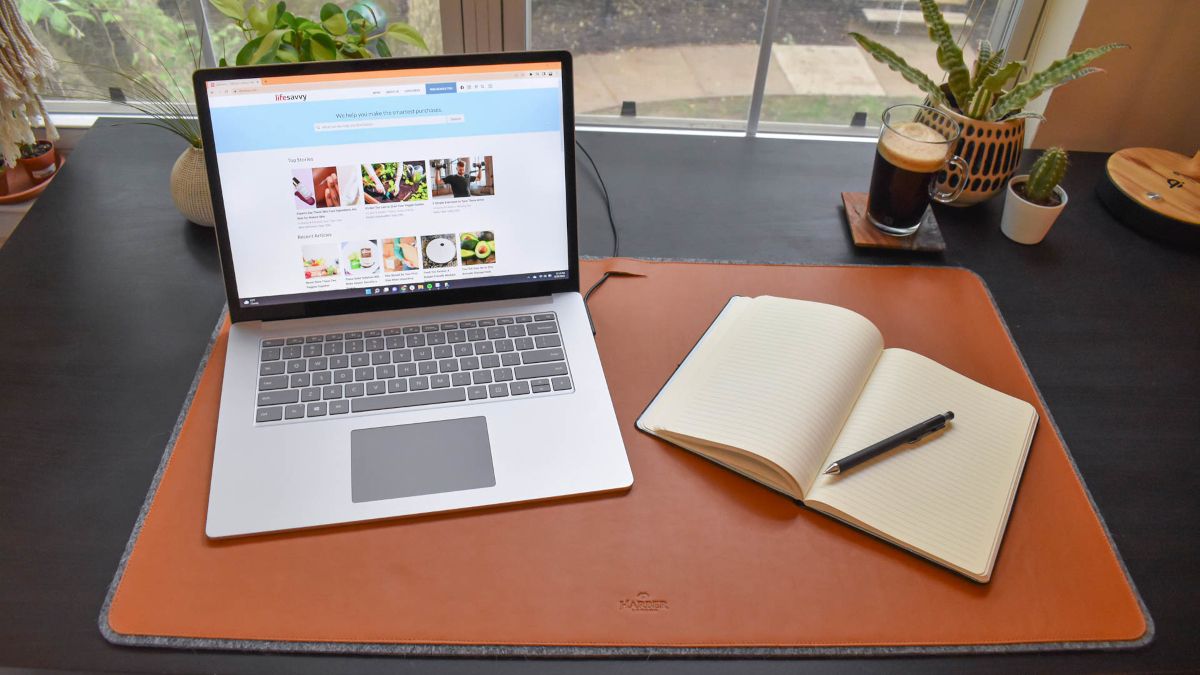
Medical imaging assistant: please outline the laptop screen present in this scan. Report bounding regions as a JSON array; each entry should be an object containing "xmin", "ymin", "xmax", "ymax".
[{"xmin": 203, "ymin": 60, "xmax": 570, "ymax": 309}]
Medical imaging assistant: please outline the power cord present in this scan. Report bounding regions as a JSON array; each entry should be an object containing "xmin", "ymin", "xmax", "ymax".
[{"xmin": 576, "ymin": 137, "xmax": 622, "ymax": 334}]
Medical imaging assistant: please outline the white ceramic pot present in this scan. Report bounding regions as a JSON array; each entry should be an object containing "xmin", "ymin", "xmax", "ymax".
[
  {"xmin": 170, "ymin": 146, "xmax": 215, "ymax": 227},
  {"xmin": 1001, "ymin": 176, "xmax": 1068, "ymax": 245}
]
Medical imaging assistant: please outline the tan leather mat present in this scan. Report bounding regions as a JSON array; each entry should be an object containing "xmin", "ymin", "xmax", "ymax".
[{"xmin": 102, "ymin": 260, "xmax": 1151, "ymax": 656}]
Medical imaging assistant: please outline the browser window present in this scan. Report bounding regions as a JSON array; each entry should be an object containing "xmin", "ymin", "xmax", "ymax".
[{"xmin": 204, "ymin": 63, "xmax": 570, "ymax": 307}]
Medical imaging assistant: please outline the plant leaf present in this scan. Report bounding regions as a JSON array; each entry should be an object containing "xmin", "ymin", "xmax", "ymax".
[
  {"xmin": 972, "ymin": 38, "xmax": 992, "ymax": 79},
  {"xmin": 309, "ymin": 31, "xmax": 336, "ymax": 60},
  {"xmin": 318, "ymin": 2, "xmax": 340, "ymax": 21},
  {"xmin": 1001, "ymin": 111, "xmax": 1045, "ymax": 121},
  {"xmin": 384, "ymin": 22, "xmax": 427, "ymax": 51},
  {"xmin": 322, "ymin": 9, "xmax": 348, "ymax": 36},
  {"xmin": 987, "ymin": 43, "xmax": 1126, "ymax": 121},
  {"xmin": 920, "ymin": 0, "xmax": 971, "ymax": 107},
  {"xmin": 251, "ymin": 28, "xmax": 286, "ymax": 63},
  {"xmin": 848, "ymin": 32, "xmax": 946, "ymax": 107},
  {"xmin": 209, "ymin": 0, "xmax": 246, "ymax": 22},
  {"xmin": 374, "ymin": 37, "xmax": 391, "ymax": 57},
  {"xmin": 235, "ymin": 35, "xmax": 263, "ymax": 65},
  {"xmin": 276, "ymin": 43, "xmax": 300, "ymax": 62},
  {"xmin": 247, "ymin": 3, "xmax": 271, "ymax": 34}
]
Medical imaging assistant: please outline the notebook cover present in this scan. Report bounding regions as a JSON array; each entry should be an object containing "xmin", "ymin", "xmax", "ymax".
[{"xmin": 101, "ymin": 259, "xmax": 1151, "ymax": 656}]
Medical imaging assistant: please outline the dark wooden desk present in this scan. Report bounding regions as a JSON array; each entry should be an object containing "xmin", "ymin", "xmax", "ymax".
[{"xmin": 0, "ymin": 120, "xmax": 1195, "ymax": 673}]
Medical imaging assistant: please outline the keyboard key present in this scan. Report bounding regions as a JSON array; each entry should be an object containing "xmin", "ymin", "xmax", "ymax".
[
  {"xmin": 493, "ymin": 368, "xmax": 514, "ymax": 382},
  {"xmin": 418, "ymin": 361, "xmax": 438, "ymax": 375},
  {"xmin": 345, "ymin": 340, "xmax": 364, "ymax": 353},
  {"xmin": 366, "ymin": 381, "xmax": 386, "ymax": 395},
  {"xmin": 345, "ymin": 331, "xmax": 362, "ymax": 339},
  {"xmin": 365, "ymin": 337, "xmax": 385, "ymax": 351},
  {"xmin": 345, "ymin": 383, "xmax": 365, "ymax": 397},
  {"xmin": 478, "ymin": 318, "xmax": 496, "ymax": 327},
  {"xmin": 307, "ymin": 356, "xmax": 328, "ymax": 371},
  {"xmin": 474, "ymin": 341, "xmax": 494, "ymax": 355},
  {"xmin": 526, "ymin": 322, "xmax": 558, "ymax": 336},
  {"xmin": 451, "ymin": 372, "xmax": 472, "ymax": 387},
  {"xmin": 467, "ymin": 385, "xmax": 487, "ymax": 400},
  {"xmin": 354, "ymin": 367, "xmax": 374, "ymax": 381},
  {"xmin": 376, "ymin": 364, "xmax": 396, "ymax": 379},
  {"xmin": 258, "ymin": 390, "xmax": 299, "ymax": 406},
  {"xmin": 285, "ymin": 337, "xmax": 305, "ymax": 345},
  {"xmin": 459, "ymin": 320, "xmax": 477, "ymax": 328},
  {"xmin": 371, "ymin": 351, "xmax": 390, "ymax": 365},
  {"xmin": 406, "ymin": 334, "xmax": 426, "ymax": 347},
  {"xmin": 510, "ymin": 380, "xmax": 531, "ymax": 396},
  {"xmin": 286, "ymin": 359, "xmax": 306, "ymax": 373},
  {"xmin": 334, "ymin": 369, "xmax": 353, "ymax": 384},
  {"xmin": 495, "ymin": 339, "xmax": 514, "ymax": 353},
  {"xmin": 501, "ymin": 353, "xmax": 520, "ymax": 366},
  {"xmin": 459, "ymin": 356, "xmax": 480, "ymax": 370},
  {"xmin": 258, "ymin": 375, "xmax": 289, "ymax": 391},
  {"xmin": 387, "ymin": 378, "xmax": 408, "ymax": 393},
  {"xmin": 257, "ymin": 406, "xmax": 283, "ymax": 422},
  {"xmin": 515, "ymin": 363, "xmax": 569, "ymax": 379},
  {"xmin": 466, "ymin": 328, "xmax": 486, "ymax": 341},
  {"xmin": 307, "ymin": 402, "xmax": 328, "ymax": 417},
  {"xmin": 531, "ymin": 379, "xmax": 551, "ymax": 393},
  {"xmin": 391, "ymin": 348, "xmax": 412, "ymax": 362},
  {"xmin": 402, "ymin": 326, "xmax": 420, "ymax": 334},
  {"xmin": 534, "ymin": 313, "xmax": 555, "ymax": 321},
  {"xmin": 488, "ymin": 383, "xmax": 510, "ymax": 397},
  {"xmin": 384, "ymin": 328, "xmax": 402, "ymax": 336},
  {"xmin": 305, "ymin": 335, "xmax": 324, "ymax": 343},
  {"xmin": 522, "ymin": 348, "xmax": 565, "ymax": 364},
  {"xmin": 486, "ymin": 326, "xmax": 506, "ymax": 339},
  {"xmin": 301, "ymin": 387, "xmax": 321, "ymax": 402},
  {"xmin": 284, "ymin": 404, "xmax": 305, "ymax": 419},
  {"xmin": 447, "ymin": 330, "xmax": 466, "ymax": 343},
  {"xmin": 408, "ymin": 376, "xmax": 430, "ymax": 391},
  {"xmin": 534, "ymin": 335, "xmax": 562, "ymax": 349},
  {"xmin": 350, "ymin": 353, "xmax": 370, "ymax": 367},
  {"xmin": 260, "ymin": 347, "xmax": 281, "ymax": 361},
  {"xmin": 515, "ymin": 337, "xmax": 534, "ymax": 351},
  {"xmin": 352, "ymin": 387, "xmax": 467, "ymax": 413},
  {"xmin": 323, "ymin": 341, "xmax": 344, "ymax": 355},
  {"xmin": 506, "ymin": 324, "xmax": 526, "ymax": 337},
  {"xmin": 427, "ymin": 332, "xmax": 446, "ymax": 345},
  {"xmin": 431, "ymin": 374, "xmax": 451, "ymax": 388},
  {"xmin": 260, "ymin": 361, "xmax": 285, "ymax": 376},
  {"xmin": 421, "ymin": 324, "xmax": 439, "ymax": 332},
  {"xmin": 472, "ymin": 370, "xmax": 493, "ymax": 384},
  {"xmin": 323, "ymin": 385, "xmax": 343, "ymax": 400},
  {"xmin": 551, "ymin": 376, "xmax": 572, "ymax": 391},
  {"xmin": 312, "ymin": 371, "xmax": 332, "ymax": 386},
  {"xmin": 440, "ymin": 322, "xmax": 458, "ymax": 330},
  {"xmin": 289, "ymin": 373, "xmax": 311, "ymax": 387},
  {"xmin": 364, "ymin": 329, "xmax": 382, "ymax": 338},
  {"xmin": 330, "ymin": 400, "xmax": 350, "ymax": 415},
  {"xmin": 497, "ymin": 317, "xmax": 514, "ymax": 325},
  {"xmin": 330, "ymin": 355, "xmax": 349, "ymax": 369},
  {"xmin": 480, "ymin": 354, "xmax": 501, "ymax": 369},
  {"xmin": 516, "ymin": 315, "xmax": 533, "ymax": 323},
  {"xmin": 324, "ymin": 333, "xmax": 344, "ymax": 341},
  {"xmin": 262, "ymin": 338, "xmax": 285, "ymax": 347},
  {"xmin": 454, "ymin": 343, "xmax": 474, "ymax": 357},
  {"xmin": 433, "ymin": 345, "xmax": 453, "ymax": 359},
  {"xmin": 439, "ymin": 359, "xmax": 459, "ymax": 373},
  {"xmin": 413, "ymin": 347, "xmax": 433, "ymax": 361},
  {"xmin": 385, "ymin": 336, "xmax": 404, "ymax": 349},
  {"xmin": 282, "ymin": 345, "xmax": 303, "ymax": 359},
  {"xmin": 396, "ymin": 363, "xmax": 417, "ymax": 377},
  {"xmin": 303, "ymin": 344, "xmax": 322, "ymax": 357}
]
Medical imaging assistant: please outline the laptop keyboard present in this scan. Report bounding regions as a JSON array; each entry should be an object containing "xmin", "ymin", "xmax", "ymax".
[{"xmin": 255, "ymin": 312, "xmax": 571, "ymax": 424}]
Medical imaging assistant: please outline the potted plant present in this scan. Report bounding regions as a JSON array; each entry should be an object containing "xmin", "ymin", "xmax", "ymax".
[
  {"xmin": 850, "ymin": 0, "xmax": 1124, "ymax": 205},
  {"xmin": 17, "ymin": 140, "xmax": 58, "ymax": 183},
  {"xmin": 1001, "ymin": 147, "xmax": 1068, "ymax": 244},
  {"xmin": 0, "ymin": 0, "xmax": 58, "ymax": 191}
]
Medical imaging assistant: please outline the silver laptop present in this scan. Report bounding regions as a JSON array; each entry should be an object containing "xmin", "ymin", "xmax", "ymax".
[{"xmin": 194, "ymin": 52, "xmax": 632, "ymax": 538}]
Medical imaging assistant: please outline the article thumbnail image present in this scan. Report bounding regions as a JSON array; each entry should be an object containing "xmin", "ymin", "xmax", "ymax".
[
  {"xmin": 311, "ymin": 166, "xmax": 339, "ymax": 208},
  {"xmin": 336, "ymin": 165, "xmax": 361, "ymax": 206},
  {"xmin": 381, "ymin": 237, "xmax": 420, "ymax": 272},
  {"xmin": 460, "ymin": 231, "xmax": 495, "ymax": 265},
  {"xmin": 341, "ymin": 240, "xmax": 382, "ymax": 277},
  {"xmin": 291, "ymin": 169, "xmax": 316, "ymax": 210},
  {"xmin": 301, "ymin": 244, "xmax": 339, "ymax": 279},
  {"xmin": 421, "ymin": 234, "xmax": 459, "ymax": 268},
  {"xmin": 431, "ymin": 156, "xmax": 495, "ymax": 199},
  {"xmin": 362, "ymin": 161, "xmax": 428, "ymax": 204}
]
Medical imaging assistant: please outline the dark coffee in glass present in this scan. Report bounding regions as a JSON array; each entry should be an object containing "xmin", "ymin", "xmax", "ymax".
[{"xmin": 866, "ymin": 105, "xmax": 967, "ymax": 236}]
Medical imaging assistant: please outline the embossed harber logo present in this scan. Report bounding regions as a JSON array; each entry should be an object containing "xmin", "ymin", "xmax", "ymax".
[{"xmin": 619, "ymin": 592, "xmax": 670, "ymax": 612}]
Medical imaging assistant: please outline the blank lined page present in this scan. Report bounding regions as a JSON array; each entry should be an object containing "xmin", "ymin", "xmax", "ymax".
[
  {"xmin": 642, "ymin": 296, "xmax": 884, "ymax": 494},
  {"xmin": 805, "ymin": 349, "xmax": 1037, "ymax": 580}
]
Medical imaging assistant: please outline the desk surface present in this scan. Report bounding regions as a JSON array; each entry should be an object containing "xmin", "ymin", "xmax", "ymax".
[{"xmin": 0, "ymin": 120, "xmax": 1196, "ymax": 674}]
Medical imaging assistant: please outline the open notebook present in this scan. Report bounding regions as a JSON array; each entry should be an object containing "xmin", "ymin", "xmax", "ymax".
[{"xmin": 637, "ymin": 296, "xmax": 1038, "ymax": 582}]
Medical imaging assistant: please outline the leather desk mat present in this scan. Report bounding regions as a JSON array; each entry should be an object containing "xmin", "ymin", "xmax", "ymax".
[{"xmin": 102, "ymin": 260, "xmax": 1151, "ymax": 656}]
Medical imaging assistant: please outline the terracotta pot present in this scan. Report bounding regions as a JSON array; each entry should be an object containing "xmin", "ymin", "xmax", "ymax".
[
  {"xmin": 170, "ymin": 146, "xmax": 215, "ymax": 227},
  {"xmin": 17, "ymin": 141, "xmax": 58, "ymax": 183},
  {"xmin": 917, "ymin": 104, "xmax": 1025, "ymax": 206},
  {"xmin": 0, "ymin": 165, "xmax": 10, "ymax": 197},
  {"xmin": 1001, "ymin": 176, "xmax": 1068, "ymax": 244}
]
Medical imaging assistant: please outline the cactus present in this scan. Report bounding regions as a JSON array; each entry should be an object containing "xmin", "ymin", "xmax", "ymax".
[
  {"xmin": 849, "ymin": 1, "xmax": 1126, "ymax": 121},
  {"xmin": 1023, "ymin": 147, "xmax": 1068, "ymax": 204}
]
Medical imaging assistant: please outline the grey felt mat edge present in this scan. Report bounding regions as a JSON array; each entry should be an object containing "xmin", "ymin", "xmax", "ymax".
[{"xmin": 99, "ymin": 259, "xmax": 1154, "ymax": 658}]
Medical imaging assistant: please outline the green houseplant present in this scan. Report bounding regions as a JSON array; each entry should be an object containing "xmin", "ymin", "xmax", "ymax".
[
  {"xmin": 850, "ymin": 0, "xmax": 1124, "ymax": 205},
  {"xmin": 1001, "ymin": 147, "xmax": 1069, "ymax": 244}
]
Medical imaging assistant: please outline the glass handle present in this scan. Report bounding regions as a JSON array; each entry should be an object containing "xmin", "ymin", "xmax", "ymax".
[{"xmin": 930, "ymin": 156, "xmax": 968, "ymax": 204}]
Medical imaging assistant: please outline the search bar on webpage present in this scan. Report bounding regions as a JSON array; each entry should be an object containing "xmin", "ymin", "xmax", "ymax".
[{"xmin": 314, "ymin": 114, "xmax": 464, "ymax": 132}]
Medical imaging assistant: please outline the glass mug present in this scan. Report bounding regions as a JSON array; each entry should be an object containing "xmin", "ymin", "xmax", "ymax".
[{"xmin": 867, "ymin": 104, "xmax": 968, "ymax": 236}]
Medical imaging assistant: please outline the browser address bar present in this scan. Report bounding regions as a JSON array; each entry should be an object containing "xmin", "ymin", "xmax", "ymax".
[{"xmin": 314, "ymin": 114, "xmax": 465, "ymax": 132}]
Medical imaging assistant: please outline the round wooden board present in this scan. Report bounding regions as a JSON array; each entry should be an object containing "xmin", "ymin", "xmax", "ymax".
[{"xmin": 1104, "ymin": 148, "xmax": 1200, "ymax": 226}]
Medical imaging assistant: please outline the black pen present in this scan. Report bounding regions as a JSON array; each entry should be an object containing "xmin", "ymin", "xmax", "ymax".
[{"xmin": 823, "ymin": 411, "xmax": 955, "ymax": 475}]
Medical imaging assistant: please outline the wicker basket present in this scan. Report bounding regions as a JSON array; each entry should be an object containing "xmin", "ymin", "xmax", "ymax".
[
  {"xmin": 917, "ymin": 103, "xmax": 1025, "ymax": 207},
  {"xmin": 170, "ymin": 146, "xmax": 215, "ymax": 227}
]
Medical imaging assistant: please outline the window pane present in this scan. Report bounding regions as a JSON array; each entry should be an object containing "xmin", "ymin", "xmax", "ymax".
[
  {"xmin": 761, "ymin": 0, "xmax": 1016, "ymax": 129},
  {"xmin": 530, "ymin": 0, "xmax": 770, "ymax": 127}
]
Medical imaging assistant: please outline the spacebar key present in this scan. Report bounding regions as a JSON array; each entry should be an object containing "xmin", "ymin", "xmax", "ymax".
[{"xmin": 351, "ymin": 387, "xmax": 466, "ymax": 412}]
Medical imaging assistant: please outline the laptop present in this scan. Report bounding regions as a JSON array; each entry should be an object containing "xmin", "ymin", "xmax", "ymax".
[{"xmin": 193, "ymin": 51, "xmax": 632, "ymax": 538}]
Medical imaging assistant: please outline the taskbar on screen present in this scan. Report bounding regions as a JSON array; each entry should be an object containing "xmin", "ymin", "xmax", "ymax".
[{"xmin": 237, "ymin": 269, "xmax": 569, "ymax": 308}]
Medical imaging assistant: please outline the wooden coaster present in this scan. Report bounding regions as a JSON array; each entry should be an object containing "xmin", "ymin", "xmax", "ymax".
[{"xmin": 841, "ymin": 192, "xmax": 945, "ymax": 252}]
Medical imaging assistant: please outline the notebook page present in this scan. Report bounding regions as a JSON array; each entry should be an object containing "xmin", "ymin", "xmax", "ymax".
[
  {"xmin": 645, "ymin": 296, "xmax": 884, "ymax": 494},
  {"xmin": 805, "ymin": 349, "xmax": 1037, "ymax": 579}
]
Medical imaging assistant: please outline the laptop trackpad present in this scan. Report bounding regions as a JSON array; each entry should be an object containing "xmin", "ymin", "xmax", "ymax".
[{"xmin": 350, "ymin": 417, "xmax": 496, "ymax": 503}]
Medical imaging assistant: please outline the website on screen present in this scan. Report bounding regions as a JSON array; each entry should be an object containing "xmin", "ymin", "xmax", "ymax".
[{"xmin": 205, "ymin": 64, "xmax": 569, "ymax": 307}]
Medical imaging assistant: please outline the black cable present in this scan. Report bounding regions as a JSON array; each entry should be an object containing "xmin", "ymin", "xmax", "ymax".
[{"xmin": 575, "ymin": 137, "xmax": 623, "ymax": 335}]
